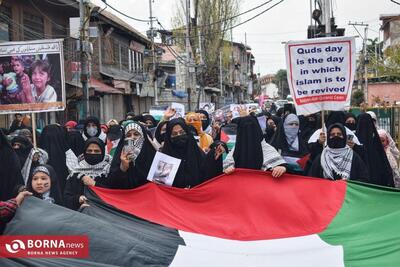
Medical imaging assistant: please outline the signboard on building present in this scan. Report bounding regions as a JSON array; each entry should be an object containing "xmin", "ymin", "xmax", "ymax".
[
  {"xmin": 0, "ymin": 39, "xmax": 66, "ymax": 114},
  {"xmin": 285, "ymin": 37, "xmax": 355, "ymax": 115}
]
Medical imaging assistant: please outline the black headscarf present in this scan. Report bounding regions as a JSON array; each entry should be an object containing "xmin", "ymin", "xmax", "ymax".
[
  {"xmin": 196, "ymin": 110, "xmax": 211, "ymax": 131},
  {"xmin": 83, "ymin": 116, "xmax": 101, "ymax": 139},
  {"xmin": 141, "ymin": 114, "xmax": 157, "ymax": 128},
  {"xmin": 26, "ymin": 164, "xmax": 63, "ymax": 205},
  {"xmin": 107, "ymin": 125, "xmax": 123, "ymax": 141},
  {"xmin": 299, "ymin": 113, "xmax": 320, "ymax": 142},
  {"xmin": 326, "ymin": 111, "xmax": 346, "ymax": 129},
  {"xmin": 270, "ymin": 114, "xmax": 308, "ymax": 157},
  {"xmin": 356, "ymin": 113, "xmax": 394, "ymax": 187},
  {"xmin": 0, "ymin": 129, "xmax": 23, "ymax": 201},
  {"xmin": 233, "ymin": 116, "xmax": 263, "ymax": 170},
  {"xmin": 39, "ymin": 125, "xmax": 70, "ymax": 193},
  {"xmin": 84, "ymin": 137, "xmax": 106, "ymax": 162},
  {"xmin": 109, "ymin": 122, "xmax": 156, "ymax": 188},
  {"xmin": 66, "ymin": 130, "xmax": 85, "ymax": 157},
  {"xmin": 11, "ymin": 135, "xmax": 33, "ymax": 167},
  {"xmin": 162, "ymin": 118, "xmax": 206, "ymax": 188},
  {"xmin": 154, "ymin": 121, "xmax": 168, "ymax": 144},
  {"xmin": 344, "ymin": 112, "xmax": 357, "ymax": 131}
]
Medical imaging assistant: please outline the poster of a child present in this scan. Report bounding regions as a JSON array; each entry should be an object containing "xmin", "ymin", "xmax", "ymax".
[{"xmin": 0, "ymin": 39, "xmax": 64, "ymax": 113}]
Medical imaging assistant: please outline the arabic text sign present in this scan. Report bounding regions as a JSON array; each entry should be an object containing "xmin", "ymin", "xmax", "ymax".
[{"xmin": 285, "ymin": 37, "xmax": 355, "ymax": 115}]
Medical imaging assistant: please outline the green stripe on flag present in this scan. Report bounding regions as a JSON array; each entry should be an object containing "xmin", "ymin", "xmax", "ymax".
[{"xmin": 319, "ymin": 181, "xmax": 400, "ymax": 266}]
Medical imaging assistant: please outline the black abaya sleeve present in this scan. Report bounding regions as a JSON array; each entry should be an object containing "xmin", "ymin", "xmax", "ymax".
[
  {"xmin": 349, "ymin": 153, "xmax": 369, "ymax": 183},
  {"xmin": 308, "ymin": 154, "xmax": 324, "ymax": 179},
  {"xmin": 202, "ymin": 148, "xmax": 223, "ymax": 180},
  {"xmin": 100, "ymin": 164, "xmax": 148, "ymax": 189},
  {"xmin": 64, "ymin": 174, "xmax": 83, "ymax": 211},
  {"xmin": 308, "ymin": 141, "xmax": 323, "ymax": 161}
]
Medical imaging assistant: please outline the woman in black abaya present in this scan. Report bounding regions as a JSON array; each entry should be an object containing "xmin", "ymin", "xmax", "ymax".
[
  {"xmin": 223, "ymin": 116, "xmax": 287, "ymax": 177},
  {"xmin": 162, "ymin": 118, "xmax": 223, "ymax": 188},
  {"xmin": 0, "ymin": 129, "xmax": 23, "ymax": 201},
  {"xmin": 39, "ymin": 125, "xmax": 78, "ymax": 193},
  {"xmin": 270, "ymin": 114, "xmax": 309, "ymax": 174},
  {"xmin": 356, "ymin": 113, "xmax": 394, "ymax": 187},
  {"xmin": 98, "ymin": 121, "xmax": 156, "ymax": 189}
]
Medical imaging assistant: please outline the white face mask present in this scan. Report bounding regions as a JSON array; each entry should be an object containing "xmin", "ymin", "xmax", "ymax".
[{"xmin": 87, "ymin": 126, "xmax": 98, "ymax": 137}]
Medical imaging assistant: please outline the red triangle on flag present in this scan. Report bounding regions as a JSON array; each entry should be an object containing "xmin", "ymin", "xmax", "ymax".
[{"xmin": 220, "ymin": 130, "xmax": 230, "ymax": 143}]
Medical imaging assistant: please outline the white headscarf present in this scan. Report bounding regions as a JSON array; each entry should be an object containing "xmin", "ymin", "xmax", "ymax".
[{"xmin": 283, "ymin": 114, "xmax": 299, "ymax": 151}]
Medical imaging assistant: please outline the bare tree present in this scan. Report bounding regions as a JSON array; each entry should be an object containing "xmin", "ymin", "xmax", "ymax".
[{"xmin": 172, "ymin": 0, "xmax": 240, "ymax": 87}]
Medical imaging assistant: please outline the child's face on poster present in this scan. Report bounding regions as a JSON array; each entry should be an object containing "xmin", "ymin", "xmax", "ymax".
[
  {"xmin": 13, "ymin": 61, "xmax": 24, "ymax": 75},
  {"xmin": 32, "ymin": 68, "xmax": 50, "ymax": 90}
]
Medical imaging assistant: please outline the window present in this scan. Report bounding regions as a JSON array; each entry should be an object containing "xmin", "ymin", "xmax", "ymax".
[
  {"xmin": 23, "ymin": 11, "xmax": 44, "ymax": 40},
  {"xmin": 0, "ymin": 5, "xmax": 12, "ymax": 41}
]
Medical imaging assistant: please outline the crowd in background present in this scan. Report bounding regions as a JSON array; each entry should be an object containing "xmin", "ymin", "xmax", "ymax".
[{"xmin": 1, "ymin": 103, "xmax": 398, "ymax": 232}]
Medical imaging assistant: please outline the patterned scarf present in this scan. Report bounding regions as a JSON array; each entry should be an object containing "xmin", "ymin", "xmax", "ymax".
[
  {"xmin": 321, "ymin": 146, "xmax": 353, "ymax": 180},
  {"xmin": 68, "ymin": 154, "xmax": 112, "ymax": 180}
]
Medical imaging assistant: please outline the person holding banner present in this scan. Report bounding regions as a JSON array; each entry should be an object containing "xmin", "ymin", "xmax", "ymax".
[
  {"xmin": 223, "ymin": 116, "xmax": 287, "ymax": 177},
  {"xmin": 308, "ymin": 123, "xmax": 368, "ymax": 182},
  {"xmin": 270, "ymin": 114, "xmax": 309, "ymax": 174},
  {"xmin": 87, "ymin": 121, "xmax": 156, "ymax": 189},
  {"xmin": 162, "ymin": 118, "xmax": 224, "ymax": 188},
  {"xmin": 65, "ymin": 137, "xmax": 112, "ymax": 210}
]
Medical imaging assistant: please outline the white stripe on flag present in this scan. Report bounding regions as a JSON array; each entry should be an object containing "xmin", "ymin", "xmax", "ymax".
[{"xmin": 170, "ymin": 231, "xmax": 344, "ymax": 267}]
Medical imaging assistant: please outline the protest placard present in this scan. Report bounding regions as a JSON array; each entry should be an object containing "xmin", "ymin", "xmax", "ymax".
[
  {"xmin": 199, "ymin": 102, "xmax": 215, "ymax": 113},
  {"xmin": 147, "ymin": 152, "xmax": 181, "ymax": 186},
  {"xmin": 0, "ymin": 39, "xmax": 65, "ymax": 114},
  {"xmin": 285, "ymin": 37, "xmax": 356, "ymax": 115}
]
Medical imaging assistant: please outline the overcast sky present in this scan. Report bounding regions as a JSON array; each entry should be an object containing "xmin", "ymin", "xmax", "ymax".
[{"xmin": 92, "ymin": 0, "xmax": 399, "ymax": 75}]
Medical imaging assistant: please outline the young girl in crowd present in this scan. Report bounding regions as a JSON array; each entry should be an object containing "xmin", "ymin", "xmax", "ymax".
[{"xmin": 26, "ymin": 164, "xmax": 63, "ymax": 205}]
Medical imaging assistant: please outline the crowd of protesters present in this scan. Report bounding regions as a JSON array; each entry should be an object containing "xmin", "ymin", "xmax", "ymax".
[{"xmin": 1, "ymin": 104, "xmax": 398, "ymax": 232}]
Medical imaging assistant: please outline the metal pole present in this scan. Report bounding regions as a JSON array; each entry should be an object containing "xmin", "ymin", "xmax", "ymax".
[
  {"xmin": 185, "ymin": 0, "xmax": 191, "ymax": 111},
  {"xmin": 364, "ymin": 26, "xmax": 369, "ymax": 103},
  {"xmin": 324, "ymin": 0, "xmax": 331, "ymax": 35},
  {"xmin": 219, "ymin": 51, "xmax": 223, "ymax": 97},
  {"xmin": 149, "ymin": 0, "xmax": 158, "ymax": 105},
  {"xmin": 80, "ymin": 0, "xmax": 89, "ymax": 118}
]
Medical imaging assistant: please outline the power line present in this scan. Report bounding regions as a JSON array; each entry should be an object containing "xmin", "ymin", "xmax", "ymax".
[
  {"xmin": 102, "ymin": 1, "xmax": 152, "ymax": 23},
  {"xmin": 195, "ymin": 0, "xmax": 274, "ymax": 29},
  {"xmin": 161, "ymin": 0, "xmax": 285, "ymax": 41}
]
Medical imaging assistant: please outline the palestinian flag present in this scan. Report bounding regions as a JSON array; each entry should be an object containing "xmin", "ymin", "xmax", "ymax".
[{"xmin": 2, "ymin": 169, "xmax": 400, "ymax": 266}]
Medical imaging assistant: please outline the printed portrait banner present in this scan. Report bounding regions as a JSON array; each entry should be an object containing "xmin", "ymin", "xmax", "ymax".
[
  {"xmin": 0, "ymin": 39, "xmax": 65, "ymax": 114},
  {"xmin": 147, "ymin": 151, "xmax": 181, "ymax": 186},
  {"xmin": 285, "ymin": 37, "xmax": 356, "ymax": 115}
]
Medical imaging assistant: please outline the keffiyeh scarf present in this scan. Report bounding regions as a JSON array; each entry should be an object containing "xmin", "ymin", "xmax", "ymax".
[{"xmin": 321, "ymin": 146, "xmax": 353, "ymax": 180}]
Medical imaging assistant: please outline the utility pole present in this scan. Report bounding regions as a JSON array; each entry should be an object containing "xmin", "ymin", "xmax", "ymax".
[
  {"xmin": 349, "ymin": 21, "xmax": 369, "ymax": 101},
  {"xmin": 196, "ymin": 25, "xmax": 204, "ymax": 110},
  {"xmin": 149, "ymin": 0, "xmax": 158, "ymax": 105},
  {"xmin": 219, "ymin": 51, "xmax": 223, "ymax": 107},
  {"xmin": 322, "ymin": 0, "xmax": 331, "ymax": 35},
  {"xmin": 80, "ymin": 0, "xmax": 90, "ymax": 118},
  {"xmin": 185, "ymin": 0, "xmax": 192, "ymax": 111}
]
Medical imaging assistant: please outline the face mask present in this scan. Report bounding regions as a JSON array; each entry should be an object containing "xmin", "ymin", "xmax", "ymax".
[
  {"xmin": 87, "ymin": 126, "xmax": 98, "ymax": 137},
  {"xmin": 158, "ymin": 133, "xmax": 166, "ymax": 143},
  {"xmin": 327, "ymin": 136, "xmax": 346, "ymax": 149},
  {"xmin": 201, "ymin": 120, "xmax": 209, "ymax": 131},
  {"xmin": 345, "ymin": 122, "xmax": 356, "ymax": 131},
  {"xmin": 188, "ymin": 121, "xmax": 202, "ymax": 134},
  {"xmin": 171, "ymin": 134, "xmax": 188, "ymax": 148},
  {"xmin": 84, "ymin": 153, "xmax": 103, "ymax": 165}
]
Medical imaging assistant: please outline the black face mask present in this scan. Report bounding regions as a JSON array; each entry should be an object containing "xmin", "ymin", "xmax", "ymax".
[
  {"xmin": 327, "ymin": 136, "xmax": 346, "ymax": 149},
  {"xmin": 84, "ymin": 153, "xmax": 103, "ymax": 165},
  {"xmin": 158, "ymin": 133, "xmax": 166, "ymax": 143},
  {"xmin": 345, "ymin": 122, "xmax": 356, "ymax": 131},
  {"xmin": 171, "ymin": 134, "xmax": 188, "ymax": 148},
  {"xmin": 201, "ymin": 120, "xmax": 209, "ymax": 131}
]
